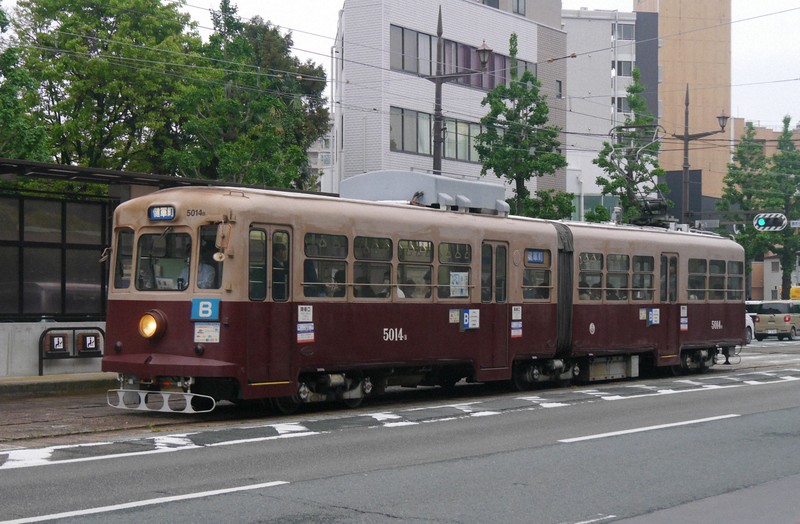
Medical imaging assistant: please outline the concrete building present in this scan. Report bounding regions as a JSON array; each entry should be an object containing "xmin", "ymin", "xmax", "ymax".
[
  {"xmin": 331, "ymin": 0, "xmax": 568, "ymax": 197},
  {"xmin": 635, "ymin": 0, "xmax": 732, "ymax": 224},
  {"xmin": 562, "ymin": 8, "xmax": 659, "ymax": 220}
]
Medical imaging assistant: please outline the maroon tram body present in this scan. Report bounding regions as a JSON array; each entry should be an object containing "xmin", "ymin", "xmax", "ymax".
[{"xmin": 102, "ymin": 186, "xmax": 745, "ymax": 413}]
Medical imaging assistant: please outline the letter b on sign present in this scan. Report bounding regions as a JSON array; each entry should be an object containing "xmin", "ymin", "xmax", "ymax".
[{"xmin": 191, "ymin": 298, "xmax": 220, "ymax": 320}]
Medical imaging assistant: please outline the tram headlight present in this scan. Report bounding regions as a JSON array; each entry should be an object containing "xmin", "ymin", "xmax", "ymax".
[{"xmin": 138, "ymin": 310, "xmax": 167, "ymax": 340}]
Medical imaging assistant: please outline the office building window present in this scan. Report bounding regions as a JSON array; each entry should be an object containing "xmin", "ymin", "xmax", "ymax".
[{"xmin": 513, "ymin": 0, "xmax": 525, "ymax": 15}]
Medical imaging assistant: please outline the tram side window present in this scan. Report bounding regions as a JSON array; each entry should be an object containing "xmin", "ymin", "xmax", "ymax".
[
  {"xmin": 304, "ymin": 233, "xmax": 347, "ymax": 298},
  {"xmin": 523, "ymin": 248, "xmax": 551, "ymax": 300},
  {"xmin": 688, "ymin": 258, "xmax": 707, "ymax": 300},
  {"xmin": 632, "ymin": 255, "xmax": 654, "ymax": 300},
  {"xmin": 354, "ymin": 236, "xmax": 392, "ymax": 299},
  {"xmin": 578, "ymin": 252, "xmax": 603, "ymax": 300},
  {"xmin": 709, "ymin": 259, "xmax": 726, "ymax": 300},
  {"xmin": 248, "ymin": 229, "xmax": 267, "ymax": 300},
  {"xmin": 399, "ymin": 239, "xmax": 433, "ymax": 299},
  {"xmin": 727, "ymin": 260, "xmax": 744, "ymax": 300},
  {"xmin": 272, "ymin": 231, "xmax": 290, "ymax": 301},
  {"xmin": 606, "ymin": 254, "xmax": 629, "ymax": 301},
  {"xmin": 438, "ymin": 242, "xmax": 470, "ymax": 299},
  {"xmin": 114, "ymin": 229, "xmax": 134, "ymax": 289}
]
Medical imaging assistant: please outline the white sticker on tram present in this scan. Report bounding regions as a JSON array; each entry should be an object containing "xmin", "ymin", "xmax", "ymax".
[
  {"xmin": 557, "ymin": 414, "xmax": 740, "ymax": 443},
  {"xmin": 0, "ymin": 481, "xmax": 289, "ymax": 524}
]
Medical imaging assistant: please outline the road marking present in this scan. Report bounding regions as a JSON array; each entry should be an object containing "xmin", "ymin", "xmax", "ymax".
[
  {"xmin": 558, "ymin": 414, "xmax": 740, "ymax": 443},
  {"xmin": 0, "ymin": 481, "xmax": 289, "ymax": 524}
]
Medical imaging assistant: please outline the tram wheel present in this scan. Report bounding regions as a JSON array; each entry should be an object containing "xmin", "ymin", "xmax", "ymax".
[
  {"xmin": 271, "ymin": 396, "xmax": 302, "ymax": 415},
  {"xmin": 510, "ymin": 364, "xmax": 531, "ymax": 391}
]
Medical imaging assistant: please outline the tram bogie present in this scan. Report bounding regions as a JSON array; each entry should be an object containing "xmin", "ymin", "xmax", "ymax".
[{"xmin": 101, "ymin": 185, "xmax": 746, "ymax": 413}]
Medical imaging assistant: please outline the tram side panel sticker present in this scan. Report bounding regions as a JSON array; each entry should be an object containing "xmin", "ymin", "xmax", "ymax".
[
  {"xmin": 194, "ymin": 323, "xmax": 221, "ymax": 343},
  {"xmin": 511, "ymin": 320, "xmax": 523, "ymax": 338},
  {"xmin": 647, "ymin": 308, "xmax": 660, "ymax": 326},
  {"xmin": 298, "ymin": 305, "xmax": 313, "ymax": 322},
  {"xmin": 461, "ymin": 309, "xmax": 480, "ymax": 330},
  {"xmin": 297, "ymin": 322, "xmax": 315, "ymax": 343}
]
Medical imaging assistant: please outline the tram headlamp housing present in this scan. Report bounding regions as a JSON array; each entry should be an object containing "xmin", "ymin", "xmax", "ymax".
[{"xmin": 138, "ymin": 309, "xmax": 167, "ymax": 340}]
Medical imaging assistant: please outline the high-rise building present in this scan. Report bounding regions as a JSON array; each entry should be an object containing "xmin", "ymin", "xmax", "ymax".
[{"xmin": 635, "ymin": 0, "xmax": 732, "ymax": 224}]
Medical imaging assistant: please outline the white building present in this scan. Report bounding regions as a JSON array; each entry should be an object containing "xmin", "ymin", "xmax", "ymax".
[
  {"xmin": 330, "ymin": 0, "xmax": 568, "ymax": 198},
  {"xmin": 561, "ymin": 8, "xmax": 660, "ymax": 220}
]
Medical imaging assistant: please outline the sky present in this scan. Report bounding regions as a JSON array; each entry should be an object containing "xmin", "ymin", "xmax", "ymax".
[{"xmin": 55, "ymin": 1, "xmax": 787, "ymax": 132}]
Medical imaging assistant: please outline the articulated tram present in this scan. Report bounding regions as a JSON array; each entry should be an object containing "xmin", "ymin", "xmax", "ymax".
[{"xmin": 102, "ymin": 185, "xmax": 745, "ymax": 413}]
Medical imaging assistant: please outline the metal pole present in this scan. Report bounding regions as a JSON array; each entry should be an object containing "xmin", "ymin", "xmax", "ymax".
[
  {"xmin": 682, "ymin": 84, "xmax": 690, "ymax": 226},
  {"xmin": 432, "ymin": 7, "xmax": 444, "ymax": 175}
]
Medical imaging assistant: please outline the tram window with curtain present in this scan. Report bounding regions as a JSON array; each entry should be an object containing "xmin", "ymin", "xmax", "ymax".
[
  {"xmin": 709, "ymin": 259, "xmax": 726, "ymax": 300},
  {"xmin": 354, "ymin": 236, "xmax": 392, "ymax": 299},
  {"xmin": 523, "ymin": 248, "xmax": 551, "ymax": 300},
  {"xmin": 606, "ymin": 254, "xmax": 629, "ymax": 301},
  {"xmin": 632, "ymin": 255, "xmax": 654, "ymax": 300},
  {"xmin": 439, "ymin": 242, "xmax": 471, "ymax": 299},
  {"xmin": 399, "ymin": 239, "xmax": 433, "ymax": 299},
  {"xmin": 727, "ymin": 260, "xmax": 744, "ymax": 300},
  {"xmin": 304, "ymin": 233, "xmax": 347, "ymax": 298},
  {"xmin": 688, "ymin": 258, "xmax": 707, "ymax": 300},
  {"xmin": 578, "ymin": 252, "xmax": 603, "ymax": 300}
]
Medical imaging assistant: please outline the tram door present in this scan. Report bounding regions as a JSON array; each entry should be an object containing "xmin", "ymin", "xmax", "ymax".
[
  {"xmin": 660, "ymin": 253, "xmax": 679, "ymax": 355},
  {"xmin": 479, "ymin": 242, "xmax": 509, "ymax": 369},
  {"xmin": 246, "ymin": 226, "xmax": 293, "ymax": 382}
]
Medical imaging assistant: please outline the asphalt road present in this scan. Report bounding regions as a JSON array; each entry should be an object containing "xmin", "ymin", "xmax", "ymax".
[{"xmin": 1, "ymin": 341, "xmax": 800, "ymax": 523}]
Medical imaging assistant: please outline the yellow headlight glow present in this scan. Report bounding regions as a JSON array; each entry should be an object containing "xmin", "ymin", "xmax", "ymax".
[{"xmin": 138, "ymin": 310, "xmax": 167, "ymax": 340}]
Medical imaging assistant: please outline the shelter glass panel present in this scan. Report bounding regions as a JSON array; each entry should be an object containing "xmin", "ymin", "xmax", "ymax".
[
  {"xmin": 23, "ymin": 247, "xmax": 60, "ymax": 314},
  {"xmin": 25, "ymin": 200, "xmax": 61, "ymax": 242},
  {"xmin": 0, "ymin": 196, "xmax": 19, "ymax": 241},
  {"xmin": 65, "ymin": 248, "xmax": 102, "ymax": 313},
  {"xmin": 66, "ymin": 202, "xmax": 103, "ymax": 244},
  {"xmin": 0, "ymin": 246, "xmax": 18, "ymax": 313}
]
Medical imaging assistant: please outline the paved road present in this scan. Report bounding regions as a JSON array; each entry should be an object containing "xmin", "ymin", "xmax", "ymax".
[{"xmin": 0, "ymin": 340, "xmax": 797, "ymax": 449}]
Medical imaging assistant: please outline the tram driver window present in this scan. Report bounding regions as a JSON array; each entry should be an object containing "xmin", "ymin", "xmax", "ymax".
[{"xmin": 727, "ymin": 260, "xmax": 744, "ymax": 300}]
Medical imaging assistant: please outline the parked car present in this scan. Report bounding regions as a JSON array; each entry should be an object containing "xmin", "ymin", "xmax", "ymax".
[
  {"xmin": 751, "ymin": 300, "xmax": 800, "ymax": 341},
  {"xmin": 745, "ymin": 313, "xmax": 754, "ymax": 345}
]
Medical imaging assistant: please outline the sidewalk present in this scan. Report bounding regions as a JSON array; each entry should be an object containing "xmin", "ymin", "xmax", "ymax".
[{"xmin": 0, "ymin": 372, "xmax": 118, "ymax": 398}]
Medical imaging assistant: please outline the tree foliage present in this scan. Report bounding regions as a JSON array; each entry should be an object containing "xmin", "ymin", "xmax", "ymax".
[
  {"xmin": 720, "ymin": 117, "xmax": 800, "ymax": 298},
  {"xmin": 593, "ymin": 68, "xmax": 669, "ymax": 224},
  {"xmin": 6, "ymin": 0, "xmax": 329, "ymax": 188},
  {"xmin": 475, "ymin": 33, "xmax": 569, "ymax": 218}
]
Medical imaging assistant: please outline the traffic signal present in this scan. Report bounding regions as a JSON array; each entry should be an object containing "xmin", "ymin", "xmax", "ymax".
[{"xmin": 753, "ymin": 213, "xmax": 787, "ymax": 231}]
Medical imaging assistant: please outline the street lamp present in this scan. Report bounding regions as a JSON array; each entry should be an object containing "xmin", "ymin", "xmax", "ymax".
[
  {"xmin": 672, "ymin": 84, "xmax": 728, "ymax": 225},
  {"xmin": 427, "ymin": 7, "xmax": 491, "ymax": 175}
]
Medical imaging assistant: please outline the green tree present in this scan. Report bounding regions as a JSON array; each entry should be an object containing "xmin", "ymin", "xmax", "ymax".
[
  {"xmin": 720, "ymin": 116, "xmax": 800, "ymax": 298},
  {"xmin": 475, "ymin": 33, "xmax": 567, "ymax": 217},
  {"xmin": 162, "ymin": 1, "xmax": 329, "ymax": 187},
  {"xmin": 717, "ymin": 121, "xmax": 772, "ymax": 291},
  {"xmin": 0, "ymin": 8, "xmax": 48, "ymax": 160},
  {"xmin": 12, "ymin": 0, "xmax": 201, "ymax": 170},
  {"xmin": 593, "ymin": 68, "xmax": 669, "ymax": 224},
  {"xmin": 522, "ymin": 188, "xmax": 575, "ymax": 219}
]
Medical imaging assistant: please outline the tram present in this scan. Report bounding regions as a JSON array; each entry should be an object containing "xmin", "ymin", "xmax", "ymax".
[{"xmin": 102, "ymin": 183, "xmax": 745, "ymax": 413}]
